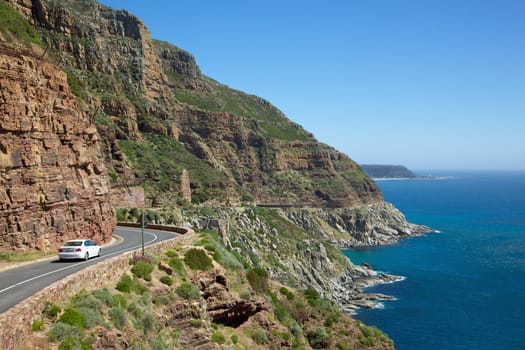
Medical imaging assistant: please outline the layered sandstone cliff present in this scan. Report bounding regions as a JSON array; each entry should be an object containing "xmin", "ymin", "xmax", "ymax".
[
  {"xmin": 5, "ymin": 0, "xmax": 383, "ymax": 208},
  {"xmin": 0, "ymin": 39, "xmax": 115, "ymax": 251}
]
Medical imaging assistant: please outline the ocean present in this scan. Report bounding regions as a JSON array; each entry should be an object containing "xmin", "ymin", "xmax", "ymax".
[{"xmin": 343, "ymin": 171, "xmax": 525, "ymax": 350}]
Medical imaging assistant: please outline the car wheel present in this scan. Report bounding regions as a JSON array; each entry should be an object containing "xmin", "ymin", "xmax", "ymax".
[
  {"xmin": 98, "ymin": 248, "xmax": 101, "ymax": 257},
  {"xmin": 84, "ymin": 252, "xmax": 89, "ymax": 261}
]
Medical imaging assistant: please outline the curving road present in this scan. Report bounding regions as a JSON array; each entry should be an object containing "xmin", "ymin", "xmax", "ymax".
[{"xmin": 0, "ymin": 226, "xmax": 178, "ymax": 314}]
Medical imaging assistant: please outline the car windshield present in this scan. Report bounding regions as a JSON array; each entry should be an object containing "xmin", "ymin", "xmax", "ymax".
[{"xmin": 64, "ymin": 241, "xmax": 82, "ymax": 246}]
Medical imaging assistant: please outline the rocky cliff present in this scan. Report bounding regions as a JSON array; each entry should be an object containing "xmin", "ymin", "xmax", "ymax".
[
  {"xmin": 5, "ymin": 0, "xmax": 382, "ymax": 208},
  {"xmin": 0, "ymin": 38, "xmax": 115, "ymax": 251},
  {"xmin": 188, "ymin": 205, "xmax": 429, "ymax": 312}
]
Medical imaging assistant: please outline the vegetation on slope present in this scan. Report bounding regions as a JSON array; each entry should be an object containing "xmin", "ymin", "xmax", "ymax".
[
  {"xmin": 28, "ymin": 232, "xmax": 393, "ymax": 350},
  {"xmin": 0, "ymin": 1, "xmax": 41, "ymax": 46},
  {"xmin": 118, "ymin": 133, "xmax": 236, "ymax": 204}
]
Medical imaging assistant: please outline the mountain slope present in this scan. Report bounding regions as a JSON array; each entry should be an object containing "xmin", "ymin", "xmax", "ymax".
[{"xmin": 6, "ymin": 0, "xmax": 381, "ymax": 208}]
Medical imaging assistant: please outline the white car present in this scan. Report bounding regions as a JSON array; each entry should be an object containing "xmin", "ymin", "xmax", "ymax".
[{"xmin": 58, "ymin": 239, "xmax": 101, "ymax": 261}]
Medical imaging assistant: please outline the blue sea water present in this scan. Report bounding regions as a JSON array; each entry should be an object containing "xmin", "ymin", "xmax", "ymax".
[{"xmin": 343, "ymin": 171, "xmax": 525, "ymax": 350}]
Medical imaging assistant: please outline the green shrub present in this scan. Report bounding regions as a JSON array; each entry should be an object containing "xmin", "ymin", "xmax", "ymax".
[
  {"xmin": 32, "ymin": 319, "xmax": 45, "ymax": 332},
  {"xmin": 92, "ymin": 288, "xmax": 114, "ymax": 306},
  {"xmin": 168, "ymin": 256, "xmax": 186, "ymax": 276},
  {"xmin": 59, "ymin": 308, "xmax": 84, "ymax": 329},
  {"xmin": 112, "ymin": 293, "xmax": 128, "ymax": 308},
  {"xmin": 109, "ymin": 307, "xmax": 127, "ymax": 330},
  {"xmin": 131, "ymin": 260, "xmax": 154, "ymax": 281},
  {"xmin": 304, "ymin": 289, "xmax": 320, "ymax": 307},
  {"xmin": 116, "ymin": 274, "xmax": 148, "ymax": 294},
  {"xmin": 176, "ymin": 282, "xmax": 200, "ymax": 300},
  {"xmin": 359, "ymin": 336, "xmax": 376, "ymax": 346},
  {"xmin": 58, "ymin": 335, "xmax": 82, "ymax": 350},
  {"xmin": 231, "ymin": 334, "xmax": 239, "ymax": 344},
  {"xmin": 153, "ymin": 294, "xmax": 174, "ymax": 305},
  {"xmin": 116, "ymin": 274, "xmax": 133, "ymax": 293},
  {"xmin": 280, "ymin": 287, "xmax": 295, "ymax": 300},
  {"xmin": 159, "ymin": 275, "xmax": 173, "ymax": 286},
  {"xmin": 78, "ymin": 307, "xmax": 105, "ymax": 328},
  {"xmin": 190, "ymin": 319, "xmax": 202, "ymax": 328},
  {"xmin": 239, "ymin": 291, "xmax": 251, "ymax": 299},
  {"xmin": 246, "ymin": 268, "xmax": 269, "ymax": 292},
  {"xmin": 165, "ymin": 250, "xmax": 177, "ymax": 258},
  {"xmin": 127, "ymin": 303, "xmax": 141, "ymax": 319},
  {"xmin": 324, "ymin": 311, "xmax": 341, "ymax": 327},
  {"xmin": 43, "ymin": 302, "xmax": 61, "ymax": 320},
  {"xmin": 273, "ymin": 329, "xmax": 292, "ymax": 341},
  {"xmin": 184, "ymin": 249, "xmax": 213, "ymax": 271},
  {"xmin": 306, "ymin": 327, "xmax": 329, "ymax": 349},
  {"xmin": 137, "ymin": 312, "xmax": 155, "ymax": 335},
  {"xmin": 116, "ymin": 208, "xmax": 128, "ymax": 222},
  {"xmin": 149, "ymin": 337, "xmax": 169, "ymax": 350},
  {"xmin": 252, "ymin": 328, "xmax": 268, "ymax": 345},
  {"xmin": 210, "ymin": 332, "xmax": 225, "ymax": 344},
  {"xmin": 71, "ymin": 290, "xmax": 102, "ymax": 310},
  {"xmin": 48, "ymin": 322, "xmax": 81, "ymax": 342}
]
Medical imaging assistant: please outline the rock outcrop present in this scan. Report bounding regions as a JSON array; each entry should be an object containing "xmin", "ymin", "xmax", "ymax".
[
  {"xmin": 188, "ymin": 205, "xmax": 429, "ymax": 310},
  {"xmin": 0, "ymin": 40, "xmax": 115, "ymax": 251}
]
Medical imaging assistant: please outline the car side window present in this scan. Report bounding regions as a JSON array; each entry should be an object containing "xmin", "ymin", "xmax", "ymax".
[{"xmin": 85, "ymin": 241, "xmax": 91, "ymax": 246}]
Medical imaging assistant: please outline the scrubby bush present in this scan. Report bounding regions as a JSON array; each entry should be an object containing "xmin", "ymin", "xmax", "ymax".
[
  {"xmin": 252, "ymin": 328, "xmax": 268, "ymax": 345},
  {"xmin": 239, "ymin": 291, "xmax": 251, "ymax": 299},
  {"xmin": 136, "ymin": 312, "xmax": 155, "ymax": 335},
  {"xmin": 78, "ymin": 307, "xmax": 105, "ymax": 328},
  {"xmin": 231, "ymin": 334, "xmax": 239, "ymax": 344},
  {"xmin": 304, "ymin": 289, "xmax": 320, "ymax": 307},
  {"xmin": 246, "ymin": 268, "xmax": 268, "ymax": 292},
  {"xmin": 306, "ymin": 327, "xmax": 329, "ymax": 349},
  {"xmin": 190, "ymin": 319, "xmax": 202, "ymax": 328},
  {"xmin": 168, "ymin": 256, "xmax": 186, "ymax": 276},
  {"xmin": 307, "ymin": 327, "xmax": 329, "ymax": 349},
  {"xmin": 58, "ymin": 335, "xmax": 82, "ymax": 350},
  {"xmin": 176, "ymin": 282, "xmax": 200, "ymax": 300},
  {"xmin": 43, "ymin": 301, "xmax": 61, "ymax": 320},
  {"xmin": 159, "ymin": 275, "xmax": 173, "ymax": 286},
  {"xmin": 109, "ymin": 307, "xmax": 127, "ymax": 330},
  {"xmin": 116, "ymin": 274, "xmax": 133, "ymax": 293},
  {"xmin": 210, "ymin": 331, "xmax": 225, "ymax": 344},
  {"xmin": 165, "ymin": 250, "xmax": 177, "ymax": 258},
  {"xmin": 184, "ymin": 248, "xmax": 213, "ymax": 271},
  {"xmin": 112, "ymin": 293, "xmax": 128, "ymax": 308},
  {"xmin": 131, "ymin": 259, "xmax": 154, "ymax": 281},
  {"xmin": 48, "ymin": 322, "xmax": 81, "ymax": 342},
  {"xmin": 92, "ymin": 288, "xmax": 114, "ymax": 306},
  {"xmin": 59, "ymin": 308, "xmax": 84, "ymax": 329},
  {"xmin": 153, "ymin": 294, "xmax": 174, "ymax": 305},
  {"xmin": 149, "ymin": 337, "xmax": 169, "ymax": 350},
  {"xmin": 116, "ymin": 274, "xmax": 148, "ymax": 294},
  {"xmin": 32, "ymin": 319, "xmax": 44, "ymax": 332},
  {"xmin": 280, "ymin": 287, "xmax": 295, "ymax": 300}
]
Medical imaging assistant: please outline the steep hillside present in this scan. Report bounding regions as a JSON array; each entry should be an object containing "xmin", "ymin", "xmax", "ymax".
[
  {"xmin": 0, "ymin": 1, "xmax": 115, "ymax": 252},
  {"xmin": 6, "ymin": 0, "xmax": 381, "ymax": 208},
  {"xmin": 23, "ymin": 232, "xmax": 395, "ymax": 350}
]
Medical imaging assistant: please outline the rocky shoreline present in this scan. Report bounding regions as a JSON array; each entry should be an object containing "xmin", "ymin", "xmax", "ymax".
[{"xmin": 185, "ymin": 202, "xmax": 432, "ymax": 315}]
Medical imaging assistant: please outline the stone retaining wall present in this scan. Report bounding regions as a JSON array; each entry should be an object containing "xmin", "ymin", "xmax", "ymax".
[{"xmin": 0, "ymin": 226, "xmax": 195, "ymax": 350}]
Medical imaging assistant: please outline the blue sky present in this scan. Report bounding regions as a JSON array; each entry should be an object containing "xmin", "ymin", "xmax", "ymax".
[{"xmin": 99, "ymin": 0, "xmax": 525, "ymax": 171}]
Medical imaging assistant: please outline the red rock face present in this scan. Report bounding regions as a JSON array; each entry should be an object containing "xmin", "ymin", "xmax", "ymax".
[{"xmin": 0, "ymin": 43, "xmax": 115, "ymax": 252}]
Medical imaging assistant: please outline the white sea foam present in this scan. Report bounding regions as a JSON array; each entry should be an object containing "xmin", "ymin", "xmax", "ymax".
[{"xmin": 373, "ymin": 302, "xmax": 385, "ymax": 310}]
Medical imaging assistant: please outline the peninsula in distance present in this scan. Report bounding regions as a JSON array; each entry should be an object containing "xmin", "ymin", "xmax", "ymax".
[{"xmin": 360, "ymin": 165, "xmax": 417, "ymax": 179}]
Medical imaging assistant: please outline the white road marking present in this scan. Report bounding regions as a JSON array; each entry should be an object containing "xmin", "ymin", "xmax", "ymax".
[{"xmin": 0, "ymin": 231, "xmax": 159, "ymax": 295}]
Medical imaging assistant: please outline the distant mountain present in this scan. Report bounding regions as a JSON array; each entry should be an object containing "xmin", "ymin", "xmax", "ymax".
[{"xmin": 360, "ymin": 164, "xmax": 417, "ymax": 179}]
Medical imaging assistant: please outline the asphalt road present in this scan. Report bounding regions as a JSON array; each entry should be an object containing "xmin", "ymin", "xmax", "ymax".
[{"xmin": 0, "ymin": 226, "xmax": 178, "ymax": 314}]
